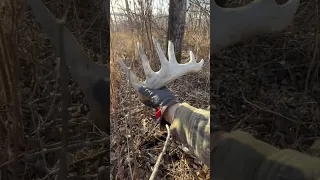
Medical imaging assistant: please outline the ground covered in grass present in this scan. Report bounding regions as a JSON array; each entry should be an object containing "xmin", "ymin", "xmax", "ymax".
[
  {"xmin": 212, "ymin": 0, "xmax": 320, "ymax": 155},
  {"xmin": 110, "ymin": 30, "xmax": 210, "ymax": 179},
  {"xmin": 1, "ymin": 0, "xmax": 109, "ymax": 179}
]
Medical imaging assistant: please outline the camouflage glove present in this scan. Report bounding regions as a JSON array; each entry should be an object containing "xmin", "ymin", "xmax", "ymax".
[{"xmin": 138, "ymin": 86, "xmax": 179, "ymax": 123}]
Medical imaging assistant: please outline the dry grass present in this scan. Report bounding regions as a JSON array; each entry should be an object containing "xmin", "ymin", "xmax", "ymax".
[
  {"xmin": 1, "ymin": 0, "xmax": 109, "ymax": 179},
  {"xmin": 110, "ymin": 30, "xmax": 210, "ymax": 179},
  {"xmin": 213, "ymin": 0, "xmax": 320, "ymax": 155},
  {"xmin": 3, "ymin": 0, "xmax": 316, "ymax": 179}
]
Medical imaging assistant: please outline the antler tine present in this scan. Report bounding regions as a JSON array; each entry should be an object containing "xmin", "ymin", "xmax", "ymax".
[
  {"xmin": 168, "ymin": 40, "xmax": 177, "ymax": 64},
  {"xmin": 118, "ymin": 37, "xmax": 204, "ymax": 90},
  {"xmin": 152, "ymin": 37, "xmax": 169, "ymax": 67},
  {"xmin": 138, "ymin": 42, "xmax": 155, "ymax": 79},
  {"xmin": 212, "ymin": 0, "xmax": 300, "ymax": 53},
  {"xmin": 189, "ymin": 51, "xmax": 197, "ymax": 64},
  {"xmin": 118, "ymin": 57, "xmax": 143, "ymax": 91}
]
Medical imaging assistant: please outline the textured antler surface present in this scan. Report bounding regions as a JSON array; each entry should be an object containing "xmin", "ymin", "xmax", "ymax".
[
  {"xmin": 118, "ymin": 37, "xmax": 204, "ymax": 90},
  {"xmin": 212, "ymin": 0, "xmax": 300, "ymax": 53}
]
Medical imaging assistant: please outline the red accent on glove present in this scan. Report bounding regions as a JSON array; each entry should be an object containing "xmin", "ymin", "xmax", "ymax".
[{"xmin": 155, "ymin": 107, "xmax": 161, "ymax": 119}]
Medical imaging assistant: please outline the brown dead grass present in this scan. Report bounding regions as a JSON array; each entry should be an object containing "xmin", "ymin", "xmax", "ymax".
[
  {"xmin": 1, "ymin": 0, "xmax": 109, "ymax": 179},
  {"xmin": 213, "ymin": 0, "xmax": 320, "ymax": 155},
  {"xmin": 110, "ymin": 30, "xmax": 210, "ymax": 180}
]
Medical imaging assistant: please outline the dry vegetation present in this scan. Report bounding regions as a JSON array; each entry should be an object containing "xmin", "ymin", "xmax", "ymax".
[
  {"xmin": 213, "ymin": 0, "xmax": 320, "ymax": 155},
  {"xmin": 110, "ymin": 0, "xmax": 210, "ymax": 179},
  {"xmin": 1, "ymin": 0, "xmax": 109, "ymax": 179},
  {"xmin": 1, "ymin": 0, "xmax": 317, "ymax": 179}
]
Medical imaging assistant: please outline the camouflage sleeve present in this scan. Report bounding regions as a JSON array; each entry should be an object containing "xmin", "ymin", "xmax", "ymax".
[
  {"xmin": 170, "ymin": 103, "xmax": 320, "ymax": 180},
  {"xmin": 212, "ymin": 130, "xmax": 320, "ymax": 180},
  {"xmin": 169, "ymin": 103, "xmax": 210, "ymax": 167}
]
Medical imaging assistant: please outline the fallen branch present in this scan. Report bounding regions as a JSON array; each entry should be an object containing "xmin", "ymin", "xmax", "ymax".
[
  {"xmin": 126, "ymin": 67, "xmax": 135, "ymax": 180},
  {"xmin": 149, "ymin": 124, "xmax": 171, "ymax": 180},
  {"xmin": 57, "ymin": 6, "xmax": 71, "ymax": 178}
]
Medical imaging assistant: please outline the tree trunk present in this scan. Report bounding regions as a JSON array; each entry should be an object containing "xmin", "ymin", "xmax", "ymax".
[
  {"xmin": 167, "ymin": 0, "xmax": 187, "ymax": 63},
  {"xmin": 103, "ymin": 0, "xmax": 110, "ymax": 64}
]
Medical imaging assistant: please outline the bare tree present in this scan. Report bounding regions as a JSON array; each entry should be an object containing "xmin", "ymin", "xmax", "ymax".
[
  {"xmin": 167, "ymin": 0, "xmax": 187, "ymax": 63},
  {"xmin": 137, "ymin": 0, "xmax": 154, "ymax": 54},
  {"xmin": 187, "ymin": 0, "xmax": 210, "ymax": 36},
  {"xmin": 0, "ymin": 0, "xmax": 25, "ymax": 159}
]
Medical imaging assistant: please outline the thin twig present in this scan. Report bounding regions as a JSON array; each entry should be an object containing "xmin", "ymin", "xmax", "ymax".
[
  {"xmin": 242, "ymin": 93, "xmax": 300, "ymax": 124},
  {"xmin": 149, "ymin": 124, "xmax": 171, "ymax": 180},
  {"xmin": 304, "ymin": 20, "xmax": 319, "ymax": 94},
  {"xmin": 232, "ymin": 110, "xmax": 255, "ymax": 131},
  {"xmin": 80, "ymin": 12, "xmax": 101, "ymax": 38},
  {"xmin": 29, "ymin": 104, "xmax": 49, "ymax": 176},
  {"xmin": 126, "ymin": 67, "xmax": 134, "ymax": 180},
  {"xmin": 57, "ymin": 9, "xmax": 70, "ymax": 178}
]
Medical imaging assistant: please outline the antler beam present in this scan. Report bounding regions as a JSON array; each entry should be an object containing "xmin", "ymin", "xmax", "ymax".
[
  {"xmin": 118, "ymin": 37, "xmax": 204, "ymax": 90},
  {"xmin": 27, "ymin": 0, "xmax": 110, "ymax": 133},
  {"xmin": 211, "ymin": 0, "xmax": 300, "ymax": 53}
]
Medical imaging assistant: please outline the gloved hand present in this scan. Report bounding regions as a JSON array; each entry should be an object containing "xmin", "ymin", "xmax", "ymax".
[{"xmin": 138, "ymin": 86, "xmax": 179, "ymax": 123}]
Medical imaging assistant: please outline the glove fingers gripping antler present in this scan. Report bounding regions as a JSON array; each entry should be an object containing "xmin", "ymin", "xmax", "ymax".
[{"xmin": 118, "ymin": 37, "xmax": 204, "ymax": 90}]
